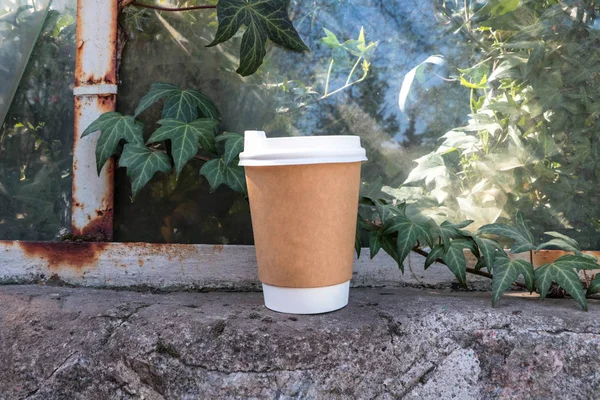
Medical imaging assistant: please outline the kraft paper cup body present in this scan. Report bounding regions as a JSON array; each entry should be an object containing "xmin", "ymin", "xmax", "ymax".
[{"xmin": 239, "ymin": 131, "xmax": 367, "ymax": 314}]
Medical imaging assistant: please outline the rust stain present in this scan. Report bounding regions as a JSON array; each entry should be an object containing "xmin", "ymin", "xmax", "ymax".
[
  {"xmin": 74, "ymin": 0, "xmax": 118, "ymax": 85},
  {"xmin": 97, "ymin": 94, "xmax": 116, "ymax": 112},
  {"xmin": 138, "ymin": 259, "xmax": 144, "ymax": 267},
  {"xmin": 212, "ymin": 245, "xmax": 224, "ymax": 254},
  {"xmin": 72, "ymin": 209, "xmax": 114, "ymax": 241},
  {"xmin": 19, "ymin": 241, "xmax": 109, "ymax": 272}
]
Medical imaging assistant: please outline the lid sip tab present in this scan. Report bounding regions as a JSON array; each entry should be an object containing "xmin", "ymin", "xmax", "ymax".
[{"xmin": 238, "ymin": 131, "xmax": 367, "ymax": 167}]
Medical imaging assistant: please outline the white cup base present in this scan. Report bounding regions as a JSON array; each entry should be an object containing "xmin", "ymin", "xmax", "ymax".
[{"xmin": 262, "ymin": 281, "xmax": 350, "ymax": 314}]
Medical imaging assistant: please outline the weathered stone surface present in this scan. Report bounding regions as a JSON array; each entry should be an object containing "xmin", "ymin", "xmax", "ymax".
[{"xmin": 1, "ymin": 285, "xmax": 599, "ymax": 399}]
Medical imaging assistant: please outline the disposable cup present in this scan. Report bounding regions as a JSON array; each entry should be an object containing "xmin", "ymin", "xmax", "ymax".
[{"xmin": 239, "ymin": 131, "xmax": 367, "ymax": 314}]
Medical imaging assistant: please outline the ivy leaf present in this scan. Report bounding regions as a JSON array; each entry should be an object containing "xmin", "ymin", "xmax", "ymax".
[
  {"xmin": 474, "ymin": 237, "xmax": 502, "ymax": 270},
  {"xmin": 587, "ymin": 274, "xmax": 600, "ymax": 296},
  {"xmin": 382, "ymin": 215, "xmax": 418, "ymax": 272},
  {"xmin": 320, "ymin": 28, "xmax": 350, "ymax": 67},
  {"xmin": 207, "ymin": 0, "xmax": 310, "ymax": 77},
  {"xmin": 535, "ymin": 261, "xmax": 587, "ymax": 311},
  {"xmin": 425, "ymin": 244, "xmax": 445, "ymax": 270},
  {"xmin": 536, "ymin": 231, "xmax": 583, "ymax": 255},
  {"xmin": 134, "ymin": 83, "xmax": 180, "ymax": 116},
  {"xmin": 118, "ymin": 143, "xmax": 172, "ymax": 199},
  {"xmin": 216, "ymin": 132, "xmax": 244, "ymax": 165},
  {"xmin": 200, "ymin": 158, "xmax": 246, "ymax": 193},
  {"xmin": 147, "ymin": 119, "xmax": 218, "ymax": 178},
  {"xmin": 477, "ymin": 212, "xmax": 536, "ymax": 253},
  {"xmin": 368, "ymin": 229, "xmax": 397, "ymax": 260},
  {"xmin": 515, "ymin": 211, "xmax": 535, "ymax": 246},
  {"xmin": 376, "ymin": 201, "xmax": 406, "ymax": 224},
  {"xmin": 355, "ymin": 217, "xmax": 364, "ymax": 258},
  {"xmin": 492, "ymin": 257, "xmax": 535, "ymax": 306},
  {"xmin": 81, "ymin": 112, "xmax": 144, "ymax": 175},
  {"xmin": 439, "ymin": 220, "xmax": 473, "ymax": 250},
  {"xmin": 553, "ymin": 255, "xmax": 599, "ymax": 271},
  {"xmin": 163, "ymin": 89, "xmax": 220, "ymax": 122},
  {"xmin": 135, "ymin": 83, "xmax": 219, "ymax": 122},
  {"xmin": 441, "ymin": 240, "xmax": 468, "ymax": 287}
]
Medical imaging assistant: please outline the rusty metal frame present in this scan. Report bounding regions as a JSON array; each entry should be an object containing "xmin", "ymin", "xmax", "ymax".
[{"xmin": 71, "ymin": 0, "xmax": 118, "ymax": 240}]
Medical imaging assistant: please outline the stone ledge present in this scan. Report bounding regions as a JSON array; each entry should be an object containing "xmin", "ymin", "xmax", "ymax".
[{"xmin": 1, "ymin": 285, "xmax": 599, "ymax": 399}]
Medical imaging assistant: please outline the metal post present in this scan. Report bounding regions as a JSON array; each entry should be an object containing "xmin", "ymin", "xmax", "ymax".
[{"xmin": 72, "ymin": 0, "xmax": 119, "ymax": 240}]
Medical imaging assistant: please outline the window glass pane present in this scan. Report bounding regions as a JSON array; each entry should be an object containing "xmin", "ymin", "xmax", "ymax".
[
  {"xmin": 115, "ymin": 1, "xmax": 599, "ymax": 249},
  {"xmin": 0, "ymin": 0, "xmax": 76, "ymax": 240}
]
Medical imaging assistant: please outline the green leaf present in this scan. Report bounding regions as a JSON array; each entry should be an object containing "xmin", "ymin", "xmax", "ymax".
[
  {"xmin": 536, "ymin": 232, "xmax": 582, "ymax": 254},
  {"xmin": 553, "ymin": 255, "xmax": 599, "ymax": 271},
  {"xmin": 492, "ymin": 258, "xmax": 535, "ymax": 305},
  {"xmin": 535, "ymin": 262, "xmax": 587, "ymax": 311},
  {"xmin": 425, "ymin": 244, "xmax": 445, "ymax": 270},
  {"xmin": 376, "ymin": 201, "xmax": 405, "ymax": 224},
  {"xmin": 439, "ymin": 220, "xmax": 473, "ymax": 250},
  {"xmin": 355, "ymin": 217, "xmax": 363, "ymax": 258},
  {"xmin": 163, "ymin": 90, "xmax": 220, "ymax": 122},
  {"xmin": 81, "ymin": 112, "xmax": 144, "ymax": 175},
  {"xmin": 147, "ymin": 119, "xmax": 218, "ymax": 178},
  {"xmin": 382, "ymin": 215, "xmax": 419, "ymax": 271},
  {"xmin": 380, "ymin": 235, "xmax": 402, "ymax": 271},
  {"xmin": 200, "ymin": 158, "xmax": 246, "ymax": 193},
  {"xmin": 118, "ymin": 143, "xmax": 172, "ymax": 199},
  {"xmin": 135, "ymin": 83, "xmax": 220, "ymax": 122},
  {"xmin": 587, "ymin": 275, "xmax": 600, "ymax": 296},
  {"xmin": 441, "ymin": 241, "xmax": 468, "ymax": 287},
  {"xmin": 515, "ymin": 211, "xmax": 534, "ymax": 246},
  {"xmin": 216, "ymin": 132, "xmax": 244, "ymax": 165},
  {"xmin": 134, "ymin": 83, "xmax": 180, "ymax": 117},
  {"xmin": 207, "ymin": 0, "xmax": 309, "ymax": 77},
  {"xmin": 474, "ymin": 237, "xmax": 502, "ymax": 270},
  {"xmin": 369, "ymin": 229, "xmax": 382, "ymax": 258},
  {"xmin": 477, "ymin": 220, "xmax": 536, "ymax": 253},
  {"xmin": 460, "ymin": 74, "xmax": 488, "ymax": 89},
  {"xmin": 320, "ymin": 28, "xmax": 341, "ymax": 49}
]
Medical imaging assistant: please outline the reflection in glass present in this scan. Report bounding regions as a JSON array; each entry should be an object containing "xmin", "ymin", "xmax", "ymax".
[
  {"xmin": 0, "ymin": 0, "xmax": 75, "ymax": 240},
  {"xmin": 115, "ymin": 1, "xmax": 599, "ymax": 249}
]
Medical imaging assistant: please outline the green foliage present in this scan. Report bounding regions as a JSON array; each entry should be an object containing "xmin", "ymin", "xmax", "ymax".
[
  {"xmin": 588, "ymin": 275, "xmax": 600, "ymax": 297},
  {"xmin": 200, "ymin": 158, "xmax": 246, "ymax": 193},
  {"xmin": 388, "ymin": 0, "xmax": 600, "ymax": 249},
  {"xmin": 81, "ymin": 112, "xmax": 144, "ymax": 174},
  {"xmin": 135, "ymin": 83, "xmax": 220, "ymax": 122},
  {"xmin": 119, "ymin": 143, "xmax": 172, "ymax": 198},
  {"xmin": 1, "ymin": 6, "xmax": 76, "ymax": 240},
  {"xmin": 216, "ymin": 132, "xmax": 244, "ymax": 164},
  {"xmin": 492, "ymin": 257, "xmax": 534, "ymax": 305},
  {"xmin": 207, "ymin": 0, "xmax": 309, "ymax": 76},
  {"xmin": 358, "ymin": 195, "xmax": 600, "ymax": 310},
  {"xmin": 82, "ymin": 84, "xmax": 246, "ymax": 198},
  {"xmin": 148, "ymin": 118, "xmax": 218, "ymax": 176}
]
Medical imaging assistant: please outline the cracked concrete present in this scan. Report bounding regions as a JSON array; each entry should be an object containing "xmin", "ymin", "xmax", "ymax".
[{"xmin": 1, "ymin": 285, "xmax": 600, "ymax": 399}]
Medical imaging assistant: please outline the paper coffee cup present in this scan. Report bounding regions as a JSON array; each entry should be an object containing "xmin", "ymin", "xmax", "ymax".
[{"xmin": 239, "ymin": 131, "xmax": 367, "ymax": 314}]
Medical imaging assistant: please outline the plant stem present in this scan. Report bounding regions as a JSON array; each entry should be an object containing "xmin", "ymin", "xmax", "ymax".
[
  {"xmin": 324, "ymin": 59, "xmax": 335, "ymax": 97},
  {"xmin": 411, "ymin": 247, "xmax": 528, "ymax": 289},
  {"xmin": 346, "ymin": 57, "xmax": 362, "ymax": 86},
  {"xmin": 320, "ymin": 69, "xmax": 367, "ymax": 101},
  {"xmin": 130, "ymin": 1, "xmax": 216, "ymax": 11}
]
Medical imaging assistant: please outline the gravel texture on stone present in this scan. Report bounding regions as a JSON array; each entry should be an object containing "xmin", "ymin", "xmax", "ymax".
[{"xmin": 1, "ymin": 285, "xmax": 599, "ymax": 399}]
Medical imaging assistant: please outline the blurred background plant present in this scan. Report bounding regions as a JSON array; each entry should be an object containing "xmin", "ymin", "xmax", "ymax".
[
  {"xmin": 386, "ymin": 0, "xmax": 600, "ymax": 249},
  {"xmin": 0, "ymin": 0, "xmax": 75, "ymax": 240}
]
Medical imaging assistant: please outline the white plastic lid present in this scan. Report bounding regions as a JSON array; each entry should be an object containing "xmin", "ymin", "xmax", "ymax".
[{"xmin": 238, "ymin": 131, "xmax": 367, "ymax": 166}]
